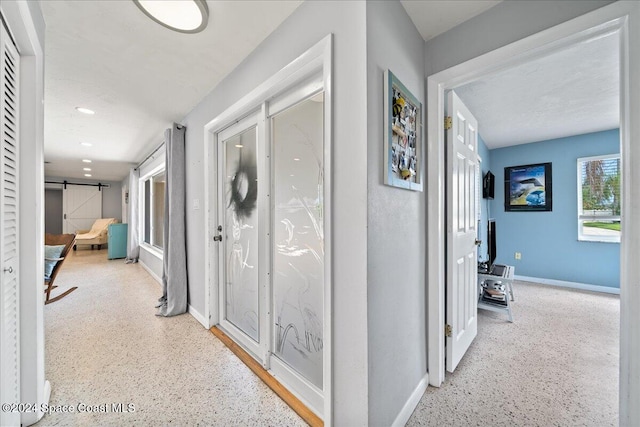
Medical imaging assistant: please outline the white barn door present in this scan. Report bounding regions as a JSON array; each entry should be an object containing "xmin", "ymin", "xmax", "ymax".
[
  {"xmin": 63, "ymin": 186, "xmax": 102, "ymax": 233},
  {"xmin": 446, "ymin": 91, "xmax": 479, "ymax": 372},
  {"xmin": 0, "ymin": 22, "xmax": 21, "ymax": 427}
]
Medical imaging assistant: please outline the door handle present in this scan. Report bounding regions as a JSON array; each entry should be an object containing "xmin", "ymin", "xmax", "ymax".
[
  {"xmin": 475, "ymin": 239, "xmax": 482, "ymax": 246},
  {"xmin": 213, "ymin": 225, "xmax": 223, "ymax": 241},
  {"xmin": 3, "ymin": 266, "xmax": 13, "ymax": 273}
]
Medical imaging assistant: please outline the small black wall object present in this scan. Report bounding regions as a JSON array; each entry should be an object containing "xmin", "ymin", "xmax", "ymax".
[{"xmin": 483, "ymin": 171, "xmax": 495, "ymax": 199}]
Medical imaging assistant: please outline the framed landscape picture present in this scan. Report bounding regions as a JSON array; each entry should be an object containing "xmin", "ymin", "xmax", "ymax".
[
  {"xmin": 504, "ymin": 162, "xmax": 552, "ymax": 212},
  {"xmin": 383, "ymin": 70, "xmax": 423, "ymax": 191}
]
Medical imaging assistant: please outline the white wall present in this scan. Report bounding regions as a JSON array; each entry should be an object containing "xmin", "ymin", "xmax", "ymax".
[
  {"xmin": 181, "ymin": 1, "xmax": 368, "ymax": 423},
  {"xmin": 366, "ymin": 2, "xmax": 427, "ymax": 425},
  {"xmin": 424, "ymin": 0, "xmax": 614, "ymax": 76}
]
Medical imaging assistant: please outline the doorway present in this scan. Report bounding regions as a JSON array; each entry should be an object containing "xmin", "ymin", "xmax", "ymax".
[
  {"xmin": 426, "ymin": 2, "xmax": 639, "ymax": 421},
  {"xmin": 45, "ymin": 189, "xmax": 63, "ymax": 234},
  {"xmin": 204, "ymin": 35, "xmax": 332, "ymax": 420}
]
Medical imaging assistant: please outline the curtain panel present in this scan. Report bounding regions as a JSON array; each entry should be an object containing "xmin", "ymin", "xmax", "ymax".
[
  {"xmin": 125, "ymin": 167, "xmax": 140, "ymax": 263},
  {"xmin": 157, "ymin": 123, "xmax": 188, "ymax": 317}
]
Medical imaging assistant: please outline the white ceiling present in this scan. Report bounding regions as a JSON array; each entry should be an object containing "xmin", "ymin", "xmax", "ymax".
[
  {"xmin": 41, "ymin": 0, "xmax": 617, "ymax": 182},
  {"xmin": 400, "ymin": 0, "xmax": 502, "ymax": 42},
  {"xmin": 41, "ymin": 0, "xmax": 302, "ymax": 182},
  {"xmin": 455, "ymin": 31, "xmax": 619, "ymax": 149}
]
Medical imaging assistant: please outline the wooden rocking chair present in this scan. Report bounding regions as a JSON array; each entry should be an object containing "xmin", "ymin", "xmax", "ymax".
[{"xmin": 44, "ymin": 233, "xmax": 77, "ymax": 304}]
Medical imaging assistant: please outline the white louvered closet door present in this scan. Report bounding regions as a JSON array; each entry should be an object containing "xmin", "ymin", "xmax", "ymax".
[{"xmin": 0, "ymin": 21, "xmax": 20, "ymax": 427}]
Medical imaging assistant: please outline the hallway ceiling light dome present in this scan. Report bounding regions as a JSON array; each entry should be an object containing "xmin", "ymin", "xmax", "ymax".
[{"xmin": 134, "ymin": 0, "xmax": 209, "ymax": 33}]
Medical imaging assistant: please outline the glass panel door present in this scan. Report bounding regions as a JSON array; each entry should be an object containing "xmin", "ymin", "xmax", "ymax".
[
  {"xmin": 219, "ymin": 119, "xmax": 261, "ymax": 346},
  {"xmin": 271, "ymin": 93, "xmax": 324, "ymax": 390}
]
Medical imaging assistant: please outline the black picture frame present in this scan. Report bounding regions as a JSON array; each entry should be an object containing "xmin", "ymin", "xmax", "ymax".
[{"xmin": 504, "ymin": 162, "xmax": 552, "ymax": 212}]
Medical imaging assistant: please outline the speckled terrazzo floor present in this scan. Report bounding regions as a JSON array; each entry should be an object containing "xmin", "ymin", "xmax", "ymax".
[
  {"xmin": 38, "ymin": 248, "xmax": 306, "ymax": 426},
  {"xmin": 407, "ymin": 281, "xmax": 619, "ymax": 427}
]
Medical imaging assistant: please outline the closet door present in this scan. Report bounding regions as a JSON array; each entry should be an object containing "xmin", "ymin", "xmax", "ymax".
[
  {"xmin": 217, "ymin": 113, "xmax": 267, "ymax": 360},
  {"xmin": 0, "ymin": 22, "xmax": 21, "ymax": 427},
  {"xmin": 269, "ymin": 92, "xmax": 325, "ymax": 413}
]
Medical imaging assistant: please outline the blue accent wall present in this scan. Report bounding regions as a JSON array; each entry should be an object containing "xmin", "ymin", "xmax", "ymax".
[
  {"xmin": 478, "ymin": 135, "xmax": 491, "ymax": 262},
  {"xmin": 488, "ymin": 129, "xmax": 620, "ymax": 288}
]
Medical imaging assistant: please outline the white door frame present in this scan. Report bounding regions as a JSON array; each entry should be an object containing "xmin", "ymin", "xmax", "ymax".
[
  {"xmin": 426, "ymin": 2, "xmax": 639, "ymax": 423},
  {"xmin": 204, "ymin": 34, "xmax": 333, "ymax": 423}
]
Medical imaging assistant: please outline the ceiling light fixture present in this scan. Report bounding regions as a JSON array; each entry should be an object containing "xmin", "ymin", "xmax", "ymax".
[
  {"xmin": 133, "ymin": 0, "xmax": 209, "ymax": 33},
  {"xmin": 83, "ymin": 168, "xmax": 92, "ymax": 171},
  {"xmin": 84, "ymin": 174, "xmax": 92, "ymax": 177},
  {"xmin": 80, "ymin": 142, "xmax": 93, "ymax": 147},
  {"xmin": 82, "ymin": 159, "xmax": 92, "ymax": 163},
  {"xmin": 76, "ymin": 107, "xmax": 95, "ymax": 115}
]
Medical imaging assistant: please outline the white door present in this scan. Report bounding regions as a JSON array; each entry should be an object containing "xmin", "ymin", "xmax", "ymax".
[
  {"xmin": 217, "ymin": 113, "xmax": 267, "ymax": 362},
  {"xmin": 63, "ymin": 185, "xmax": 102, "ymax": 233},
  {"xmin": 446, "ymin": 91, "xmax": 479, "ymax": 372},
  {"xmin": 214, "ymin": 92, "xmax": 326, "ymax": 417},
  {"xmin": 0, "ymin": 23, "xmax": 21, "ymax": 427}
]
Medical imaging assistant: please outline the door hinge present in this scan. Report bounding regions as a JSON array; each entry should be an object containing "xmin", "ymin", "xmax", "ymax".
[
  {"xmin": 445, "ymin": 324, "xmax": 452, "ymax": 337},
  {"xmin": 444, "ymin": 116, "xmax": 452, "ymax": 130}
]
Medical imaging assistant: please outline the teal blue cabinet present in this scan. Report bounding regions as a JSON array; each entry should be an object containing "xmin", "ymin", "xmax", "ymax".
[{"xmin": 108, "ymin": 223, "xmax": 128, "ymax": 260}]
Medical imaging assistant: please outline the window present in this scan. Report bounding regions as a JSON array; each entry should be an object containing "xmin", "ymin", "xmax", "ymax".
[
  {"xmin": 577, "ymin": 154, "xmax": 620, "ymax": 242},
  {"xmin": 142, "ymin": 170, "xmax": 166, "ymax": 249}
]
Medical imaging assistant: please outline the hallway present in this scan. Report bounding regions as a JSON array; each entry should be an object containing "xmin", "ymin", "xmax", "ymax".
[{"xmin": 39, "ymin": 249, "xmax": 305, "ymax": 426}]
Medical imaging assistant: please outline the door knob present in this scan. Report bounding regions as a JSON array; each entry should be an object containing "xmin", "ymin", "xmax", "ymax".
[
  {"xmin": 213, "ymin": 235, "xmax": 222, "ymax": 242},
  {"xmin": 3, "ymin": 266, "xmax": 13, "ymax": 273},
  {"xmin": 475, "ymin": 239, "xmax": 482, "ymax": 246}
]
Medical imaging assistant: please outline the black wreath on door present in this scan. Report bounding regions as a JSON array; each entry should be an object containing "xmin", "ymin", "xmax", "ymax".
[{"xmin": 229, "ymin": 154, "xmax": 257, "ymax": 219}]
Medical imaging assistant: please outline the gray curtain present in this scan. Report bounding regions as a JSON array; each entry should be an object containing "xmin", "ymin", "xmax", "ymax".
[
  {"xmin": 125, "ymin": 167, "xmax": 140, "ymax": 263},
  {"xmin": 157, "ymin": 123, "xmax": 188, "ymax": 316}
]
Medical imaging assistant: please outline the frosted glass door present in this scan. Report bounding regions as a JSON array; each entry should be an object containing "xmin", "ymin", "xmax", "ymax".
[
  {"xmin": 221, "ymin": 125, "xmax": 260, "ymax": 342},
  {"xmin": 272, "ymin": 94, "xmax": 324, "ymax": 389}
]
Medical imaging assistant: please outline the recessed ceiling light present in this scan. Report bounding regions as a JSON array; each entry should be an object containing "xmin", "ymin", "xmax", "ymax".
[
  {"xmin": 83, "ymin": 168, "xmax": 92, "ymax": 171},
  {"xmin": 293, "ymin": 158, "xmax": 301, "ymax": 161},
  {"xmin": 80, "ymin": 142, "xmax": 92, "ymax": 147},
  {"xmin": 82, "ymin": 159, "xmax": 92, "ymax": 163},
  {"xmin": 235, "ymin": 144, "xmax": 243, "ymax": 148},
  {"xmin": 84, "ymin": 174, "xmax": 92, "ymax": 177},
  {"xmin": 76, "ymin": 107, "xmax": 95, "ymax": 115},
  {"xmin": 134, "ymin": 0, "xmax": 209, "ymax": 33}
]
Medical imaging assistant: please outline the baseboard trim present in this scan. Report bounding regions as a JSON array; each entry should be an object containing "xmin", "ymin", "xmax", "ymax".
[
  {"xmin": 515, "ymin": 275, "xmax": 620, "ymax": 295},
  {"xmin": 391, "ymin": 373, "xmax": 429, "ymax": 427},
  {"xmin": 188, "ymin": 305, "xmax": 208, "ymax": 328},
  {"xmin": 209, "ymin": 326, "xmax": 323, "ymax": 427},
  {"xmin": 139, "ymin": 259, "xmax": 162, "ymax": 285}
]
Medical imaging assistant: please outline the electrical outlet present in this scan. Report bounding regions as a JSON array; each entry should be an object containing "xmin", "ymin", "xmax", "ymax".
[{"xmin": 515, "ymin": 252, "xmax": 521, "ymax": 260}]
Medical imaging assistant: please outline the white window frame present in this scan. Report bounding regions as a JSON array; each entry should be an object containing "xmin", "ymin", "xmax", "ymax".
[
  {"xmin": 139, "ymin": 164, "xmax": 166, "ymax": 256},
  {"xmin": 577, "ymin": 153, "xmax": 621, "ymax": 243}
]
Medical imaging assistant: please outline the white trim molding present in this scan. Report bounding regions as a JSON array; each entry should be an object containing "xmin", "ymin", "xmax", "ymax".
[
  {"xmin": 391, "ymin": 374, "xmax": 429, "ymax": 427},
  {"xmin": 188, "ymin": 305, "xmax": 208, "ymax": 329},
  {"xmin": 139, "ymin": 259, "xmax": 162, "ymax": 285},
  {"xmin": 515, "ymin": 275, "xmax": 620, "ymax": 295}
]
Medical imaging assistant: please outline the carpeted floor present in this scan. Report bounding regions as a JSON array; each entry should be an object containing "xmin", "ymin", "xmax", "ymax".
[
  {"xmin": 38, "ymin": 249, "xmax": 305, "ymax": 426},
  {"xmin": 407, "ymin": 280, "xmax": 619, "ymax": 427}
]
